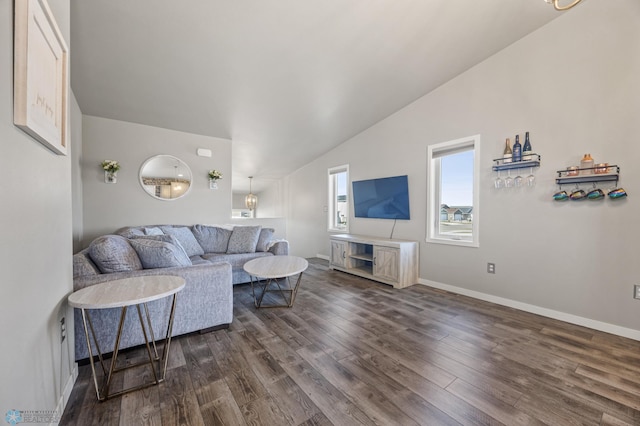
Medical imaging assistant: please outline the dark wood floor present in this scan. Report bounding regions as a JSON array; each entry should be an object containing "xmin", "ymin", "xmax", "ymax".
[{"xmin": 60, "ymin": 258, "xmax": 640, "ymax": 425}]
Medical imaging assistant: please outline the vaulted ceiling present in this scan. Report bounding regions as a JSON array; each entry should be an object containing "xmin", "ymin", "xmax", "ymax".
[{"xmin": 70, "ymin": 1, "xmax": 562, "ymax": 192}]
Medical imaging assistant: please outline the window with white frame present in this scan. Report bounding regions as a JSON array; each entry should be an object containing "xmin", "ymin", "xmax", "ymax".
[
  {"xmin": 328, "ymin": 165, "xmax": 349, "ymax": 232},
  {"xmin": 427, "ymin": 135, "xmax": 480, "ymax": 247}
]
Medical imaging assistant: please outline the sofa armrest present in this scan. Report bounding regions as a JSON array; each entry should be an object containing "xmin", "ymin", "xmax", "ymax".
[
  {"xmin": 72, "ymin": 262, "xmax": 233, "ymax": 361},
  {"xmin": 268, "ymin": 240, "xmax": 289, "ymax": 256}
]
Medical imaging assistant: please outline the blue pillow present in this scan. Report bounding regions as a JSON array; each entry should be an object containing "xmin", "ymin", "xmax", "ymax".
[
  {"xmin": 129, "ymin": 236, "xmax": 192, "ymax": 269},
  {"xmin": 160, "ymin": 226, "xmax": 204, "ymax": 256},
  {"xmin": 192, "ymin": 225, "xmax": 232, "ymax": 253},
  {"xmin": 143, "ymin": 227, "xmax": 164, "ymax": 236},
  {"xmin": 89, "ymin": 235, "xmax": 143, "ymax": 273},
  {"xmin": 227, "ymin": 226, "xmax": 261, "ymax": 254},
  {"xmin": 256, "ymin": 228, "xmax": 275, "ymax": 252}
]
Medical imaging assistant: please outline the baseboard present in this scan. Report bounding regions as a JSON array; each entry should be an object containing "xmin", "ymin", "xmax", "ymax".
[
  {"xmin": 316, "ymin": 254, "xmax": 329, "ymax": 261},
  {"xmin": 419, "ymin": 278, "xmax": 640, "ymax": 341},
  {"xmin": 52, "ymin": 363, "xmax": 78, "ymax": 425}
]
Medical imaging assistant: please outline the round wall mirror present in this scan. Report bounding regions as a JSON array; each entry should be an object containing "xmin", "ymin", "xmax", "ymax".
[{"xmin": 139, "ymin": 155, "xmax": 192, "ymax": 200}]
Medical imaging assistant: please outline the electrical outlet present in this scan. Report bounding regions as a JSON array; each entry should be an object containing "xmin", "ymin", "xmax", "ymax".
[
  {"xmin": 487, "ymin": 263, "xmax": 495, "ymax": 274},
  {"xmin": 60, "ymin": 317, "xmax": 66, "ymax": 343},
  {"xmin": 634, "ymin": 285, "xmax": 640, "ymax": 300}
]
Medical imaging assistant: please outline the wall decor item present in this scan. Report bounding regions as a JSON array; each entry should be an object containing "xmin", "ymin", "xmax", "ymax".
[
  {"xmin": 14, "ymin": 0, "xmax": 69, "ymax": 155},
  {"xmin": 492, "ymin": 153, "xmax": 540, "ymax": 190},
  {"xmin": 554, "ymin": 164, "xmax": 627, "ymax": 202},
  {"xmin": 139, "ymin": 155, "xmax": 192, "ymax": 201},
  {"xmin": 208, "ymin": 169, "xmax": 222, "ymax": 190},
  {"xmin": 102, "ymin": 160, "xmax": 120, "ymax": 184}
]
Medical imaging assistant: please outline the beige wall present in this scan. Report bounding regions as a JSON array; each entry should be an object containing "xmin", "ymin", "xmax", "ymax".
[
  {"xmin": 80, "ymin": 116, "xmax": 234, "ymax": 247},
  {"xmin": 0, "ymin": 0, "xmax": 76, "ymax": 417},
  {"xmin": 285, "ymin": 0, "xmax": 640, "ymax": 335}
]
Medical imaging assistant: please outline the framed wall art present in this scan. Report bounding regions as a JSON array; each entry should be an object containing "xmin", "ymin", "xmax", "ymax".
[{"xmin": 14, "ymin": 0, "xmax": 69, "ymax": 155}]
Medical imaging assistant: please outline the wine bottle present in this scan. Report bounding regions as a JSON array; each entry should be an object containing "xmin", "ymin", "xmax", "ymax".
[
  {"xmin": 513, "ymin": 135, "xmax": 522, "ymax": 162},
  {"xmin": 523, "ymin": 131, "xmax": 532, "ymax": 161},
  {"xmin": 503, "ymin": 138, "xmax": 512, "ymax": 164}
]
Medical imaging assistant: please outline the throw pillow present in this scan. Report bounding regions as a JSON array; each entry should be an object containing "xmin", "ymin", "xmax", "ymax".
[
  {"xmin": 131, "ymin": 234, "xmax": 190, "ymax": 257},
  {"xmin": 144, "ymin": 227, "xmax": 164, "ymax": 236},
  {"xmin": 129, "ymin": 237, "xmax": 192, "ymax": 269},
  {"xmin": 160, "ymin": 226, "xmax": 205, "ymax": 256},
  {"xmin": 73, "ymin": 250, "xmax": 100, "ymax": 278},
  {"xmin": 227, "ymin": 226, "xmax": 262, "ymax": 254},
  {"xmin": 256, "ymin": 228, "xmax": 275, "ymax": 252},
  {"xmin": 115, "ymin": 227, "xmax": 145, "ymax": 238},
  {"xmin": 192, "ymin": 225, "xmax": 232, "ymax": 253},
  {"xmin": 88, "ymin": 235, "xmax": 143, "ymax": 273}
]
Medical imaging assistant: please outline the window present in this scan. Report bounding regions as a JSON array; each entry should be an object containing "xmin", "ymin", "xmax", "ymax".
[
  {"xmin": 427, "ymin": 135, "xmax": 480, "ymax": 247},
  {"xmin": 328, "ymin": 165, "xmax": 349, "ymax": 232}
]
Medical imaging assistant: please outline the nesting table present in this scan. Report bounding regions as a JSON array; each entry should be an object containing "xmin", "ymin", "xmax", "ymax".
[
  {"xmin": 68, "ymin": 275, "xmax": 185, "ymax": 401},
  {"xmin": 244, "ymin": 256, "xmax": 308, "ymax": 308}
]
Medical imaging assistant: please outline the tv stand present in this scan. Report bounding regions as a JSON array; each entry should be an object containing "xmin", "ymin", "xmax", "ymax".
[{"xmin": 329, "ymin": 234, "xmax": 419, "ymax": 288}]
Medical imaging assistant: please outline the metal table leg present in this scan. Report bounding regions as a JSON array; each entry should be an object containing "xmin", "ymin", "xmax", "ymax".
[
  {"xmin": 80, "ymin": 293, "xmax": 179, "ymax": 401},
  {"xmin": 250, "ymin": 272, "xmax": 304, "ymax": 308}
]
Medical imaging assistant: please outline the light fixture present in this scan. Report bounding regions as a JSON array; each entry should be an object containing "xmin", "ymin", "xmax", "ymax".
[
  {"xmin": 173, "ymin": 165, "xmax": 182, "ymax": 191},
  {"xmin": 544, "ymin": 0, "xmax": 583, "ymax": 11},
  {"xmin": 245, "ymin": 176, "xmax": 258, "ymax": 211}
]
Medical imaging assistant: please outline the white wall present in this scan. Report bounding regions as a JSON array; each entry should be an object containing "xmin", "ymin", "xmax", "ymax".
[
  {"xmin": 0, "ymin": 0, "xmax": 76, "ymax": 418},
  {"xmin": 232, "ymin": 181, "xmax": 285, "ymax": 219},
  {"xmin": 71, "ymin": 86, "xmax": 84, "ymax": 252},
  {"xmin": 285, "ymin": 0, "xmax": 640, "ymax": 334},
  {"xmin": 81, "ymin": 116, "xmax": 233, "ymax": 247},
  {"xmin": 254, "ymin": 179, "xmax": 285, "ymax": 218}
]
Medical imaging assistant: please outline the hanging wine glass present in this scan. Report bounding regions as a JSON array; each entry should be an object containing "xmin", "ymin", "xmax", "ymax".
[
  {"xmin": 494, "ymin": 170, "xmax": 504, "ymax": 189},
  {"xmin": 514, "ymin": 172, "xmax": 523, "ymax": 188},
  {"xmin": 526, "ymin": 167, "xmax": 535, "ymax": 187},
  {"xmin": 505, "ymin": 170, "xmax": 514, "ymax": 188}
]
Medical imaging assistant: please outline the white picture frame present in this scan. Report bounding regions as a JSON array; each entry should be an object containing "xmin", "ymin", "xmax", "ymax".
[{"xmin": 14, "ymin": 0, "xmax": 69, "ymax": 156}]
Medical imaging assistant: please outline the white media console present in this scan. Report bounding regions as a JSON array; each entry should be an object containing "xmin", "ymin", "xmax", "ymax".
[{"xmin": 329, "ymin": 234, "xmax": 419, "ymax": 288}]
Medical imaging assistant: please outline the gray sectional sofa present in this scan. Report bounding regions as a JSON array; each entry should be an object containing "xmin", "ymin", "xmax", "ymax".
[{"xmin": 72, "ymin": 224, "xmax": 288, "ymax": 361}]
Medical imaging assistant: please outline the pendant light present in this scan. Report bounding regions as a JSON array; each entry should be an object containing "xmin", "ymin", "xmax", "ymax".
[
  {"xmin": 245, "ymin": 176, "xmax": 257, "ymax": 211},
  {"xmin": 544, "ymin": 0, "xmax": 583, "ymax": 11}
]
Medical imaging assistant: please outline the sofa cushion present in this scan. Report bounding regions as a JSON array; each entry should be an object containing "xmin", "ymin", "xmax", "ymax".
[
  {"xmin": 256, "ymin": 228, "xmax": 275, "ymax": 252},
  {"xmin": 129, "ymin": 237, "xmax": 192, "ymax": 269},
  {"xmin": 189, "ymin": 256, "xmax": 213, "ymax": 266},
  {"xmin": 73, "ymin": 250, "xmax": 100, "ymax": 278},
  {"xmin": 88, "ymin": 235, "xmax": 143, "ymax": 273},
  {"xmin": 192, "ymin": 225, "xmax": 232, "ymax": 253},
  {"xmin": 160, "ymin": 226, "xmax": 205, "ymax": 256},
  {"xmin": 227, "ymin": 226, "xmax": 262, "ymax": 254},
  {"xmin": 203, "ymin": 252, "xmax": 272, "ymax": 269}
]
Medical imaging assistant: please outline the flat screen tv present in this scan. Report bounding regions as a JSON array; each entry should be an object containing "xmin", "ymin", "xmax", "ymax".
[{"xmin": 352, "ymin": 175, "xmax": 410, "ymax": 220}]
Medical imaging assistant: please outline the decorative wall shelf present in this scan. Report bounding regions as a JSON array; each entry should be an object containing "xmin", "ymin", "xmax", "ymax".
[
  {"xmin": 492, "ymin": 154, "xmax": 541, "ymax": 172},
  {"xmin": 556, "ymin": 165, "xmax": 620, "ymax": 186}
]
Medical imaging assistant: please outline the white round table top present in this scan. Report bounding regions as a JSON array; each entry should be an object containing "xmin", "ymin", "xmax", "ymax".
[
  {"xmin": 243, "ymin": 256, "xmax": 308, "ymax": 279},
  {"xmin": 68, "ymin": 275, "xmax": 185, "ymax": 309}
]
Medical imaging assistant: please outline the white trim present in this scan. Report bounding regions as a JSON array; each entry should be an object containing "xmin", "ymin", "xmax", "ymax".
[
  {"xmin": 426, "ymin": 135, "xmax": 480, "ymax": 248},
  {"xmin": 327, "ymin": 164, "xmax": 350, "ymax": 233},
  {"xmin": 51, "ymin": 363, "xmax": 78, "ymax": 425},
  {"xmin": 418, "ymin": 278, "xmax": 640, "ymax": 341},
  {"xmin": 317, "ymin": 253, "xmax": 330, "ymax": 261}
]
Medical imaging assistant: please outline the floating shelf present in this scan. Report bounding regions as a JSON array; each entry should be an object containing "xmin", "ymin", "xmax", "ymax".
[
  {"xmin": 492, "ymin": 154, "xmax": 541, "ymax": 172},
  {"xmin": 556, "ymin": 165, "xmax": 620, "ymax": 186}
]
